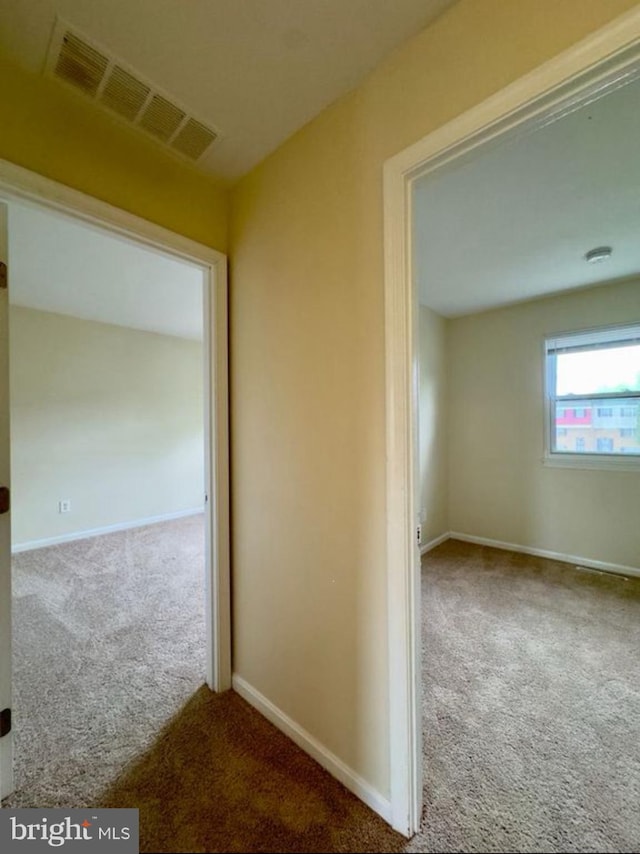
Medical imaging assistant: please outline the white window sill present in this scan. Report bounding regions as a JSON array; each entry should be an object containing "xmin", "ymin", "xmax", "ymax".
[{"xmin": 543, "ymin": 453, "xmax": 640, "ymax": 472}]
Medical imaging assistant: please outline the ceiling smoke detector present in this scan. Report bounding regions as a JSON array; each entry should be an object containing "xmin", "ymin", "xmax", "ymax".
[
  {"xmin": 45, "ymin": 20, "xmax": 219, "ymax": 163},
  {"xmin": 585, "ymin": 246, "xmax": 613, "ymax": 264}
]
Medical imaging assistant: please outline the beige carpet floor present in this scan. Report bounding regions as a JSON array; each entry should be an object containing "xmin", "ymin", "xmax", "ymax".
[
  {"xmin": 3, "ymin": 520, "xmax": 640, "ymax": 852},
  {"xmin": 5, "ymin": 514, "xmax": 208, "ymax": 809},
  {"xmin": 416, "ymin": 540, "xmax": 640, "ymax": 854}
]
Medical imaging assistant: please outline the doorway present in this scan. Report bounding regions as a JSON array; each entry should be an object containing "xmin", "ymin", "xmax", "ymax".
[
  {"xmin": 0, "ymin": 162, "xmax": 230, "ymax": 801},
  {"xmin": 382, "ymin": 16, "xmax": 640, "ymax": 836}
]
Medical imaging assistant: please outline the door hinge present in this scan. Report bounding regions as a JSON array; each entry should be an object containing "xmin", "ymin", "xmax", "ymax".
[
  {"xmin": 0, "ymin": 708, "xmax": 10, "ymax": 738},
  {"xmin": 416, "ymin": 524, "xmax": 423, "ymax": 546},
  {"xmin": 0, "ymin": 262, "xmax": 6, "ymax": 289},
  {"xmin": 0, "ymin": 487, "xmax": 9, "ymax": 515}
]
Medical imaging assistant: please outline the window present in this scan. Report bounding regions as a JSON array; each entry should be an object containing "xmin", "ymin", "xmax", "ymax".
[{"xmin": 545, "ymin": 323, "xmax": 640, "ymax": 459}]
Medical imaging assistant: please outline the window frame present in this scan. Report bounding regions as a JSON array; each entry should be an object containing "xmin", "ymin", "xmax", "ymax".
[{"xmin": 543, "ymin": 322, "xmax": 640, "ymax": 471}]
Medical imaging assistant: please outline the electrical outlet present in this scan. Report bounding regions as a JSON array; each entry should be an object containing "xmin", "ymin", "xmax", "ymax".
[{"xmin": 58, "ymin": 499, "xmax": 71, "ymax": 513}]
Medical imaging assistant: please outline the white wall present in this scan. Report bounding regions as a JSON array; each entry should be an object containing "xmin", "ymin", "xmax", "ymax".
[
  {"xmin": 447, "ymin": 277, "xmax": 640, "ymax": 569},
  {"xmin": 10, "ymin": 306, "xmax": 204, "ymax": 548},
  {"xmin": 418, "ymin": 305, "xmax": 449, "ymax": 544}
]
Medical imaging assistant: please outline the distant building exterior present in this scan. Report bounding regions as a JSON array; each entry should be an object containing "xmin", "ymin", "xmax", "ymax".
[{"xmin": 555, "ymin": 402, "xmax": 640, "ymax": 454}]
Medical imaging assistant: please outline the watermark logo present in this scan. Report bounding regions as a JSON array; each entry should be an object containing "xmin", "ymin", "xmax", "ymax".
[{"xmin": 1, "ymin": 809, "xmax": 138, "ymax": 853}]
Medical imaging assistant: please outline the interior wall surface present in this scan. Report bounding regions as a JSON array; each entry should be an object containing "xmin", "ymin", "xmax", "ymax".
[
  {"xmin": 419, "ymin": 305, "xmax": 449, "ymax": 545},
  {"xmin": 10, "ymin": 306, "xmax": 204, "ymax": 547},
  {"xmin": 447, "ymin": 277, "xmax": 640, "ymax": 569},
  {"xmin": 228, "ymin": 0, "xmax": 637, "ymax": 795}
]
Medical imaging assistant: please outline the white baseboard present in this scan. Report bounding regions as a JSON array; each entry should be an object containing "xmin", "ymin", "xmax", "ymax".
[
  {"xmin": 449, "ymin": 531, "xmax": 640, "ymax": 579},
  {"xmin": 11, "ymin": 507, "xmax": 205, "ymax": 554},
  {"xmin": 232, "ymin": 674, "xmax": 392, "ymax": 824},
  {"xmin": 420, "ymin": 531, "xmax": 449, "ymax": 556}
]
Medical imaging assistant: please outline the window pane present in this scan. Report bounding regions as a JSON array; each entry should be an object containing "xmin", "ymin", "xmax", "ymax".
[
  {"xmin": 553, "ymin": 398, "xmax": 640, "ymax": 454},
  {"xmin": 556, "ymin": 344, "xmax": 640, "ymax": 396}
]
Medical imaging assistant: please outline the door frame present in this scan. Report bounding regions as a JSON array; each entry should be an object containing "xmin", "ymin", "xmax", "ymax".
[
  {"xmin": 383, "ymin": 7, "xmax": 640, "ymax": 836},
  {"xmin": 0, "ymin": 157, "xmax": 231, "ymax": 694}
]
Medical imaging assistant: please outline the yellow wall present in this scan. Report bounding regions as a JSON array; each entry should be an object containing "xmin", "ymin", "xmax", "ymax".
[
  {"xmin": 229, "ymin": 0, "xmax": 638, "ymax": 796},
  {"xmin": 10, "ymin": 307, "xmax": 205, "ymax": 547},
  {"xmin": 0, "ymin": 53, "xmax": 228, "ymax": 252}
]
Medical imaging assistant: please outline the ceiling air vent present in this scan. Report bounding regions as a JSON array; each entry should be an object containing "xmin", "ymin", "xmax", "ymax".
[
  {"xmin": 54, "ymin": 31, "xmax": 109, "ymax": 97},
  {"xmin": 139, "ymin": 94, "xmax": 186, "ymax": 142},
  {"xmin": 100, "ymin": 65, "xmax": 150, "ymax": 121},
  {"xmin": 46, "ymin": 21, "xmax": 219, "ymax": 162},
  {"xmin": 171, "ymin": 119, "xmax": 217, "ymax": 160}
]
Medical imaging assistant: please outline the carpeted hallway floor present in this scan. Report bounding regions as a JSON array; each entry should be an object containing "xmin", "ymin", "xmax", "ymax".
[{"xmin": 3, "ymin": 519, "xmax": 640, "ymax": 852}]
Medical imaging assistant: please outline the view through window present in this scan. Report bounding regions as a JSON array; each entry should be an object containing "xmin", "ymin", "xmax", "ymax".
[{"xmin": 546, "ymin": 324, "xmax": 640, "ymax": 456}]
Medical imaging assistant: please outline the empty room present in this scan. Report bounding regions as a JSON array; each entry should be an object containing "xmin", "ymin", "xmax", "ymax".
[
  {"xmin": 415, "ymin": 62, "xmax": 640, "ymax": 852},
  {"xmin": 6, "ymin": 199, "xmax": 210, "ymax": 807}
]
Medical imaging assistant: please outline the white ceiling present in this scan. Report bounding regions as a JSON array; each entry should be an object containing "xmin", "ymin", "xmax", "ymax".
[
  {"xmin": 7, "ymin": 202, "xmax": 204, "ymax": 340},
  {"xmin": 413, "ymin": 74, "xmax": 640, "ymax": 317},
  {"xmin": 0, "ymin": 0, "xmax": 455, "ymax": 183}
]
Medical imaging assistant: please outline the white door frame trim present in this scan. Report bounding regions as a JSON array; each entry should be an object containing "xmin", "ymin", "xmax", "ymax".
[
  {"xmin": 0, "ymin": 158, "xmax": 231, "ymax": 694},
  {"xmin": 383, "ymin": 7, "xmax": 640, "ymax": 836}
]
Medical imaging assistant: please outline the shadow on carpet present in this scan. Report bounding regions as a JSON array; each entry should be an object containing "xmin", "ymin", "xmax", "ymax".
[{"xmin": 98, "ymin": 686, "xmax": 405, "ymax": 854}]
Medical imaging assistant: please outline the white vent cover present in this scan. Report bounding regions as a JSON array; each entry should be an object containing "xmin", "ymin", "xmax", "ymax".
[{"xmin": 46, "ymin": 21, "xmax": 218, "ymax": 162}]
